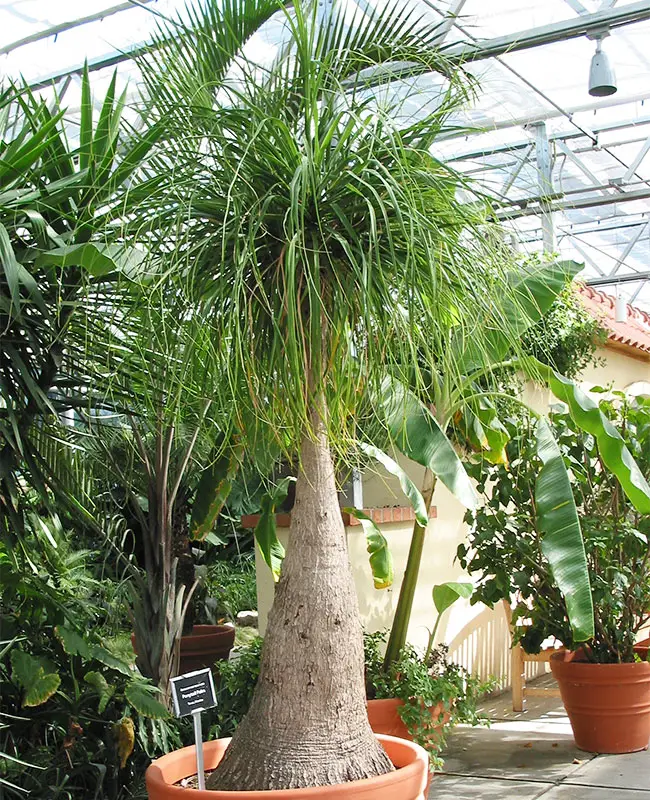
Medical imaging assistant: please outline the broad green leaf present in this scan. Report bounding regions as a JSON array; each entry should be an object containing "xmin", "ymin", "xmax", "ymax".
[
  {"xmin": 432, "ymin": 582, "xmax": 473, "ymax": 615},
  {"xmin": 10, "ymin": 649, "xmax": 60, "ymax": 708},
  {"xmin": 190, "ymin": 441, "xmax": 243, "ymax": 541},
  {"xmin": 452, "ymin": 260, "xmax": 581, "ymax": 372},
  {"xmin": 24, "ymin": 673, "xmax": 61, "ymax": 708},
  {"xmin": 383, "ymin": 377, "xmax": 478, "ymax": 510},
  {"xmin": 532, "ymin": 361, "xmax": 650, "ymax": 514},
  {"xmin": 55, "ymin": 625, "xmax": 92, "ymax": 659},
  {"xmin": 254, "ymin": 477, "xmax": 294, "ymax": 582},
  {"xmin": 124, "ymin": 682, "xmax": 170, "ymax": 719},
  {"xmin": 85, "ymin": 671, "xmax": 115, "ymax": 714},
  {"xmin": 343, "ymin": 508, "xmax": 394, "ymax": 589},
  {"xmin": 535, "ymin": 417, "xmax": 593, "ymax": 642},
  {"xmin": 36, "ymin": 243, "xmax": 146, "ymax": 278},
  {"xmin": 88, "ymin": 645, "xmax": 133, "ymax": 677},
  {"xmin": 359, "ymin": 442, "xmax": 428, "ymax": 527}
]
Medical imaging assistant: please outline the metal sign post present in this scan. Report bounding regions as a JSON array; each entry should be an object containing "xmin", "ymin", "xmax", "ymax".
[
  {"xmin": 192, "ymin": 709, "xmax": 206, "ymax": 790},
  {"xmin": 170, "ymin": 668, "xmax": 217, "ymax": 789}
]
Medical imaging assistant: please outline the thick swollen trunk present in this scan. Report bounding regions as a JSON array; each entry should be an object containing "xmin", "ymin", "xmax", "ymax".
[{"xmin": 208, "ymin": 419, "xmax": 393, "ymax": 790}]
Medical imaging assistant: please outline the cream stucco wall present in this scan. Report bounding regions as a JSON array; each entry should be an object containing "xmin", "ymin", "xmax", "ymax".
[{"xmin": 255, "ymin": 343, "xmax": 650, "ymax": 689}]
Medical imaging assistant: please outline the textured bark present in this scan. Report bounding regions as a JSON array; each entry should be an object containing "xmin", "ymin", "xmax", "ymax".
[{"xmin": 207, "ymin": 415, "xmax": 394, "ymax": 790}]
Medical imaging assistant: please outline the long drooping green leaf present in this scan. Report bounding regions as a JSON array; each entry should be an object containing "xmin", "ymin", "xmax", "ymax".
[
  {"xmin": 532, "ymin": 360, "xmax": 650, "ymax": 514},
  {"xmin": 358, "ymin": 442, "xmax": 428, "ymax": 527},
  {"xmin": 383, "ymin": 377, "xmax": 477, "ymax": 509},
  {"xmin": 535, "ymin": 417, "xmax": 593, "ymax": 642},
  {"xmin": 254, "ymin": 477, "xmax": 295, "ymax": 582},
  {"xmin": 451, "ymin": 259, "xmax": 582, "ymax": 373},
  {"xmin": 343, "ymin": 508, "xmax": 394, "ymax": 590},
  {"xmin": 190, "ymin": 441, "xmax": 243, "ymax": 541}
]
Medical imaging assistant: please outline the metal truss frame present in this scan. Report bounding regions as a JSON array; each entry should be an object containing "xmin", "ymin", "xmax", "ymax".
[{"xmin": 5, "ymin": 0, "xmax": 650, "ymax": 305}]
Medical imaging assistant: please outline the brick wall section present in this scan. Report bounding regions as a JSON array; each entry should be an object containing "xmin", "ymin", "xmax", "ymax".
[{"xmin": 241, "ymin": 506, "xmax": 437, "ymax": 529}]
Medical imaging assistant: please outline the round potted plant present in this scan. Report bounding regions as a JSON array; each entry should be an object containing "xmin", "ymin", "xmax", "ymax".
[
  {"xmin": 460, "ymin": 397, "xmax": 650, "ymax": 754},
  {"xmin": 365, "ymin": 583, "xmax": 491, "ymax": 767}
]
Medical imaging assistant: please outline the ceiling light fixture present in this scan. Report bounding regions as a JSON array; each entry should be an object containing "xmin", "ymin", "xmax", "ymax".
[{"xmin": 588, "ymin": 33, "xmax": 617, "ymax": 97}]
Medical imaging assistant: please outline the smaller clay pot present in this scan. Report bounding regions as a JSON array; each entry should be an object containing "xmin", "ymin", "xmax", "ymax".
[
  {"xmin": 132, "ymin": 625, "xmax": 236, "ymax": 676},
  {"xmin": 551, "ymin": 649, "xmax": 650, "ymax": 754},
  {"xmin": 179, "ymin": 625, "xmax": 235, "ymax": 674},
  {"xmin": 366, "ymin": 697, "xmax": 450, "ymax": 742},
  {"xmin": 145, "ymin": 734, "xmax": 428, "ymax": 799}
]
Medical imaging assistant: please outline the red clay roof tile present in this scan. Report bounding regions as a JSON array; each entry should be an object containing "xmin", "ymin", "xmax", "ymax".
[{"xmin": 576, "ymin": 283, "xmax": 650, "ymax": 356}]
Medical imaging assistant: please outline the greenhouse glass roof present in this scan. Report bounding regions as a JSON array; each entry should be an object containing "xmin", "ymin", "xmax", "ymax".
[{"xmin": 3, "ymin": 0, "xmax": 650, "ymax": 309}]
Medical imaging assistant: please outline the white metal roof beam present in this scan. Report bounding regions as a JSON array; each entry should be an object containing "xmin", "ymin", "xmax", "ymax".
[
  {"xmin": 609, "ymin": 220, "xmax": 650, "ymax": 276},
  {"xmin": 622, "ymin": 136, "xmax": 650, "ymax": 183},
  {"xmin": 555, "ymin": 140, "xmax": 619, "ymax": 196},
  {"xmin": 496, "ymin": 186, "xmax": 650, "ymax": 219},
  {"xmin": 0, "ymin": 1, "xmax": 153, "ymax": 57},
  {"xmin": 445, "ymin": 1, "xmax": 650, "ymax": 63},
  {"xmin": 586, "ymin": 271, "xmax": 650, "ymax": 286},
  {"xmin": 28, "ymin": 0, "xmax": 650, "ymax": 91}
]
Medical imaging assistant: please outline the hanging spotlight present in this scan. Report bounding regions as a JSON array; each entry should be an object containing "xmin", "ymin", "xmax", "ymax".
[{"xmin": 588, "ymin": 34, "xmax": 617, "ymax": 97}]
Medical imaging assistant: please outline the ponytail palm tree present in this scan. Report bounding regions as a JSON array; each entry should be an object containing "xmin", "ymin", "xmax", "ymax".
[{"xmin": 133, "ymin": 0, "xmax": 536, "ymax": 789}]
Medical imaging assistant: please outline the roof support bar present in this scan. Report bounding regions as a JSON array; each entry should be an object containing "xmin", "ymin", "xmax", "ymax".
[
  {"xmin": 497, "ymin": 186, "xmax": 650, "ymax": 220},
  {"xmin": 622, "ymin": 136, "xmax": 650, "ymax": 183},
  {"xmin": 609, "ymin": 220, "xmax": 650, "ymax": 277},
  {"xmin": 0, "ymin": 1, "xmax": 154, "ymax": 56},
  {"xmin": 586, "ymin": 271, "xmax": 650, "ymax": 286},
  {"xmin": 27, "ymin": 0, "xmax": 650, "ymax": 92}
]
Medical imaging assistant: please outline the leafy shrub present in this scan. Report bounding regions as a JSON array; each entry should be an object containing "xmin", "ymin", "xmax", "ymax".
[
  {"xmin": 459, "ymin": 395, "xmax": 650, "ymax": 663},
  {"xmin": 364, "ymin": 632, "xmax": 492, "ymax": 767},
  {"xmin": 0, "ymin": 524, "xmax": 175, "ymax": 799}
]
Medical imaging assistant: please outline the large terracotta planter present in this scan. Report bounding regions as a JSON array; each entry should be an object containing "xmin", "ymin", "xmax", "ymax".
[
  {"xmin": 145, "ymin": 734, "xmax": 428, "ymax": 799},
  {"xmin": 551, "ymin": 649, "xmax": 650, "ymax": 754},
  {"xmin": 132, "ymin": 625, "xmax": 235, "ymax": 675},
  {"xmin": 367, "ymin": 697, "xmax": 449, "ymax": 742}
]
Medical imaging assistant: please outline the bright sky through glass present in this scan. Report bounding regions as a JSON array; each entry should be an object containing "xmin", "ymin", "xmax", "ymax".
[{"xmin": 2, "ymin": 0, "xmax": 649, "ymax": 309}]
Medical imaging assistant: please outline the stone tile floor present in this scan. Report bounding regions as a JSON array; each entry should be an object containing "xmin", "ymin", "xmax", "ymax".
[{"xmin": 430, "ymin": 674, "xmax": 650, "ymax": 799}]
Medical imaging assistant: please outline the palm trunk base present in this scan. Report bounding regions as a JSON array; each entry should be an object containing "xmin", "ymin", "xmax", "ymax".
[{"xmin": 207, "ymin": 418, "xmax": 393, "ymax": 791}]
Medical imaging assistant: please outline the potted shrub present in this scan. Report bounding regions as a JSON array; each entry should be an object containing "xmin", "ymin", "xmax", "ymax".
[
  {"xmin": 365, "ymin": 582, "xmax": 491, "ymax": 767},
  {"xmin": 460, "ymin": 396, "xmax": 650, "ymax": 754}
]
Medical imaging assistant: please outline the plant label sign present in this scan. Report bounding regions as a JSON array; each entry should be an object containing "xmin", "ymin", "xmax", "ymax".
[{"xmin": 170, "ymin": 668, "xmax": 217, "ymax": 717}]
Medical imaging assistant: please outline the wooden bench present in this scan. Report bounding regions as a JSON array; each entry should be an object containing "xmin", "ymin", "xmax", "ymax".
[{"xmin": 503, "ymin": 600, "xmax": 562, "ymax": 712}]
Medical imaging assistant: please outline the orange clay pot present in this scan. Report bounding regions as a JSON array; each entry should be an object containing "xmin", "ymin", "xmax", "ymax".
[
  {"xmin": 551, "ymin": 649, "xmax": 650, "ymax": 754},
  {"xmin": 366, "ymin": 697, "xmax": 449, "ymax": 741},
  {"xmin": 145, "ymin": 734, "xmax": 428, "ymax": 799}
]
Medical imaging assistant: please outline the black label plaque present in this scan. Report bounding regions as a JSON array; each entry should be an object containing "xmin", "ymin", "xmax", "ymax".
[{"xmin": 170, "ymin": 668, "xmax": 217, "ymax": 717}]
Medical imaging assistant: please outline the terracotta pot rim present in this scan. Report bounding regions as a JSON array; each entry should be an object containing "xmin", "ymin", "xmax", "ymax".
[
  {"xmin": 551, "ymin": 650, "xmax": 650, "ymax": 669},
  {"xmin": 146, "ymin": 734, "xmax": 427, "ymax": 797}
]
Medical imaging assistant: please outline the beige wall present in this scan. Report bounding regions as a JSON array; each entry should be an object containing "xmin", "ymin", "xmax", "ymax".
[{"xmin": 255, "ymin": 343, "xmax": 649, "ymax": 688}]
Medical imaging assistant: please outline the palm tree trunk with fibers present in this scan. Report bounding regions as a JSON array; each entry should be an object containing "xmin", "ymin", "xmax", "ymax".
[{"xmin": 208, "ymin": 403, "xmax": 393, "ymax": 790}]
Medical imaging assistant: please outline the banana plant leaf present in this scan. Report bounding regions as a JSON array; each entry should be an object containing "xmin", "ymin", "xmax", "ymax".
[
  {"xmin": 358, "ymin": 442, "xmax": 428, "ymax": 527},
  {"xmin": 531, "ymin": 360, "xmax": 650, "ymax": 514},
  {"xmin": 190, "ymin": 441, "xmax": 244, "ymax": 541},
  {"xmin": 343, "ymin": 507, "xmax": 394, "ymax": 589},
  {"xmin": 450, "ymin": 259, "xmax": 582, "ymax": 373},
  {"xmin": 254, "ymin": 477, "xmax": 295, "ymax": 582},
  {"xmin": 535, "ymin": 418, "xmax": 593, "ymax": 642},
  {"xmin": 382, "ymin": 377, "xmax": 478, "ymax": 510}
]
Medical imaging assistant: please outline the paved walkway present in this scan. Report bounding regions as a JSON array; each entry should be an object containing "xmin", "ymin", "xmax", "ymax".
[{"xmin": 431, "ymin": 676, "xmax": 650, "ymax": 798}]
